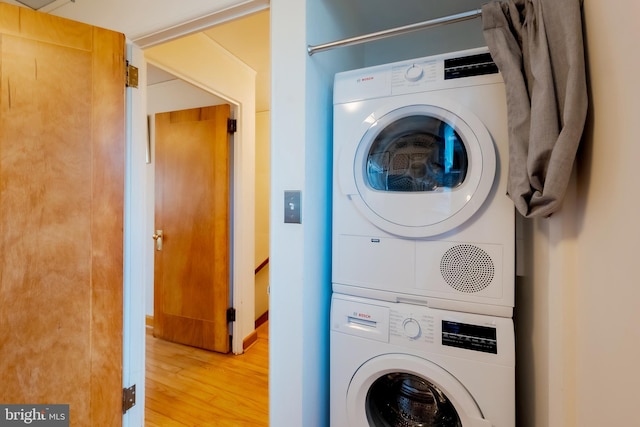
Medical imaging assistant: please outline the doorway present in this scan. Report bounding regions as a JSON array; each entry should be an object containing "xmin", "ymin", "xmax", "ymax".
[
  {"xmin": 143, "ymin": 8, "xmax": 270, "ymax": 355},
  {"xmin": 140, "ymin": 8, "xmax": 271, "ymax": 423},
  {"xmin": 145, "ymin": 66, "xmax": 233, "ymax": 352}
]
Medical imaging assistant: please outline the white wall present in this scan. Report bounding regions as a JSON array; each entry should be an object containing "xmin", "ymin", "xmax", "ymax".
[
  {"xmin": 269, "ymin": 0, "xmax": 308, "ymax": 423},
  {"xmin": 269, "ymin": 0, "xmax": 346, "ymax": 423},
  {"xmin": 574, "ymin": 1, "xmax": 640, "ymax": 425},
  {"xmin": 147, "ymin": 79, "xmax": 225, "ymax": 114},
  {"xmin": 255, "ymin": 110, "xmax": 270, "ymax": 318},
  {"xmin": 255, "ymin": 110, "xmax": 271, "ymax": 265},
  {"xmin": 481, "ymin": 1, "xmax": 640, "ymax": 426},
  {"xmin": 515, "ymin": 196, "xmax": 580, "ymax": 426},
  {"xmin": 144, "ymin": 33, "xmax": 257, "ymax": 353},
  {"xmin": 362, "ymin": 14, "xmax": 485, "ymax": 65}
]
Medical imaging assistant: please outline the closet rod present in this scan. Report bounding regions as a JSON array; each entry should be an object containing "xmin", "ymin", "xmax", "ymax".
[{"xmin": 307, "ymin": 9, "xmax": 482, "ymax": 56}]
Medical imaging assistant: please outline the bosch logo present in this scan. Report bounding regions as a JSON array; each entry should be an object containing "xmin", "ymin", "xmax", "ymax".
[
  {"xmin": 357, "ymin": 76, "xmax": 375, "ymax": 83},
  {"xmin": 353, "ymin": 312, "xmax": 371, "ymax": 319}
]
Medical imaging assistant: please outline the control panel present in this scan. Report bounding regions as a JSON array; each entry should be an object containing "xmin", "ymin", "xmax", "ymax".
[
  {"xmin": 389, "ymin": 308, "xmax": 436, "ymax": 344},
  {"xmin": 389, "ymin": 52, "xmax": 499, "ymax": 93},
  {"xmin": 388, "ymin": 308, "xmax": 498, "ymax": 355},
  {"xmin": 333, "ymin": 47, "xmax": 503, "ymax": 104},
  {"xmin": 391, "ymin": 60, "xmax": 439, "ymax": 89},
  {"xmin": 442, "ymin": 320, "xmax": 497, "ymax": 354},
  {"xmin": 331, "ymin": 295, "xmax": 511, "ymax": 361},
  {"xmin": 444, "ymin": 52, "xmax": 499, "ymax": 80}
]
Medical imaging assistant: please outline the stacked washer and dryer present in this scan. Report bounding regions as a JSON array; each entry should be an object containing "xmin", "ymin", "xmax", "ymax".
[{"xmin": 331, "ymin": 47, "xmax": 516, "ymax": 427}]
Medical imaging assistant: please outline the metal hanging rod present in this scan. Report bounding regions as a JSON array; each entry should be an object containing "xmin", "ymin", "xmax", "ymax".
[{"xmin": 307, "ymin": 9, "xmax": 483, "ymax": 56}]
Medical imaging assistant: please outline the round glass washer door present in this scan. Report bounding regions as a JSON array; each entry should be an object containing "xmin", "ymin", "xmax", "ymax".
[
  {"xmin": 350, "ymin": 102, "xmax": 496, "ymax": 238},
  {"xmin": 346, "ymin": 354, "xmax": 491, "ymax": 427}
]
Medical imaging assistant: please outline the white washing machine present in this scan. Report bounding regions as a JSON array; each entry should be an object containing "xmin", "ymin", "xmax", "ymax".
[
  {"xmin": 332, "ymin": 47, "xmax": 515, "ymax": 317},
  {"xmin": 330, "ymin": 293, "xmax": 515, "ymax": 427}
]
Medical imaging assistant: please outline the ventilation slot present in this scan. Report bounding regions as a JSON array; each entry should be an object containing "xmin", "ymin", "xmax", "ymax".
[{"xmin": 440, "ymin": 244, "xmax": 495, "ymax": 293}]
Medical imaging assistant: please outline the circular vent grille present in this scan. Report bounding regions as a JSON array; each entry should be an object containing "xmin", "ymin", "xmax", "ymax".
[{"xmin": 440, "ymin": 244, "xmax": 495, "ymax": 293}]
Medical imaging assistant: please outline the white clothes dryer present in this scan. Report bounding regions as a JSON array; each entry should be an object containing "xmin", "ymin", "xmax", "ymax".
[
  {"xmin": 332, "ymin": 48, "xmax": 515, "ymax": 317},
  {"xmin": 330, "ymin": 293, "xmax": 515, "ymax": 427}
]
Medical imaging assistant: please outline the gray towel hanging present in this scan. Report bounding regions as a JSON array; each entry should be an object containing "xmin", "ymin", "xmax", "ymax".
[{"xmin": 482, "ymin": 0, "xmax": 588, "ymax": 218}]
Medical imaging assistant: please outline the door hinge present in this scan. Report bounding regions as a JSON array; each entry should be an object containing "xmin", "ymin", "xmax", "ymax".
[
  {"xmin": 227, "ymin": 118, "xmax": 237, "ymax": 134},
  {"xmin": 126, "ymin": 61, "xmax": 139, "ymax": 89},
  {"xmin": 227, "ymin": 307, "xmax": 236, "ymax": 322},
  {"xmin": 122, "ymin": 384, "xmax": 136, "ymax": 414}
]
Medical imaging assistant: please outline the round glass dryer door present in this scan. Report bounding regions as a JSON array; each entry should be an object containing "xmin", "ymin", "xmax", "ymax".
[
  {"xmin": 346, "ymin": 354, "xmax": 490, "ymax": 427},
  {"xmin": 351, "ymin": 103, "xmax": 496, "ymax": 238}
]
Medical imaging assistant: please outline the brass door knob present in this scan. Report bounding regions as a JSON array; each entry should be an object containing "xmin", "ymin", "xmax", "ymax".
[{"xmin": 152, "ymin": 230, "xmax": 163, "ymax": 251}]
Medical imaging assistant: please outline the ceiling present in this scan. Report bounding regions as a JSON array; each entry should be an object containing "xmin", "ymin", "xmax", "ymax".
[
  {"xmin": 3, "ymin": 0, "xmax": 269, "ymax": 42},
  {"xmin": 148, "ymin": 9, "xmax": 271, "ymax": 112}
]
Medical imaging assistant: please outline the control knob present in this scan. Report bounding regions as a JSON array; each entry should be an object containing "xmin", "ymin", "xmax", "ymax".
[
  {"xmin": 405, "ymin": 65, "xmax": 424, "ymax": 82},
  {"xmin": 402, "ymin": 318, "xmax": 421, "ymax": 339}
]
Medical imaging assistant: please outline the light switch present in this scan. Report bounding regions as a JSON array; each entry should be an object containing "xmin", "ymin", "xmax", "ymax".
[{"xmin": 284, "ymin": 191, "xmax": 302, "ymax": 224}]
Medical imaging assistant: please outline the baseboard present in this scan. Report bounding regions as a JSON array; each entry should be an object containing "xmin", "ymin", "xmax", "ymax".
[
  {"xmin": 148, "ymin": 313, "xmax": 266, "ymax": 351},
  {"xmin": 242, "ymin": 330, "xmax": 259, "ymax": 351},
  {"xmin": 255, "ymin": 311, "xmax": 269, "ymax": 328}
]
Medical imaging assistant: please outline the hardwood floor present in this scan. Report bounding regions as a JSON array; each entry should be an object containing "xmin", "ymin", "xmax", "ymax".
[{"xmin": 145, "ymin": 322, "xmax": 269, "ymax": 426}]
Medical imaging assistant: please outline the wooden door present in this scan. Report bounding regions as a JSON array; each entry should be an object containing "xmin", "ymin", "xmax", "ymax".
[
  {"xmin": 0, "ymin": 4, "xmax": 125, "ymax": 427},
  {"xmin": 154, "ymin": 105, "xmax": 231, "ymax": 353}
]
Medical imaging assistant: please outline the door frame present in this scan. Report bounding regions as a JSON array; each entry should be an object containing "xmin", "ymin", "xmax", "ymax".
[
  {"xmin": 124, "ymin": 15, "xmax": 259, "ymax": 424},
  {"xmin": 123, "ymin": 42, "xmax": 147, "ymax": 427}
]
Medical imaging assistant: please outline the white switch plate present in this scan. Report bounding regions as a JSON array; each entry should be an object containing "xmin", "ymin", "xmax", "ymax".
[{"xmin": 284, "ymin": 191, "xmax": 302, "ymax": 224}]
